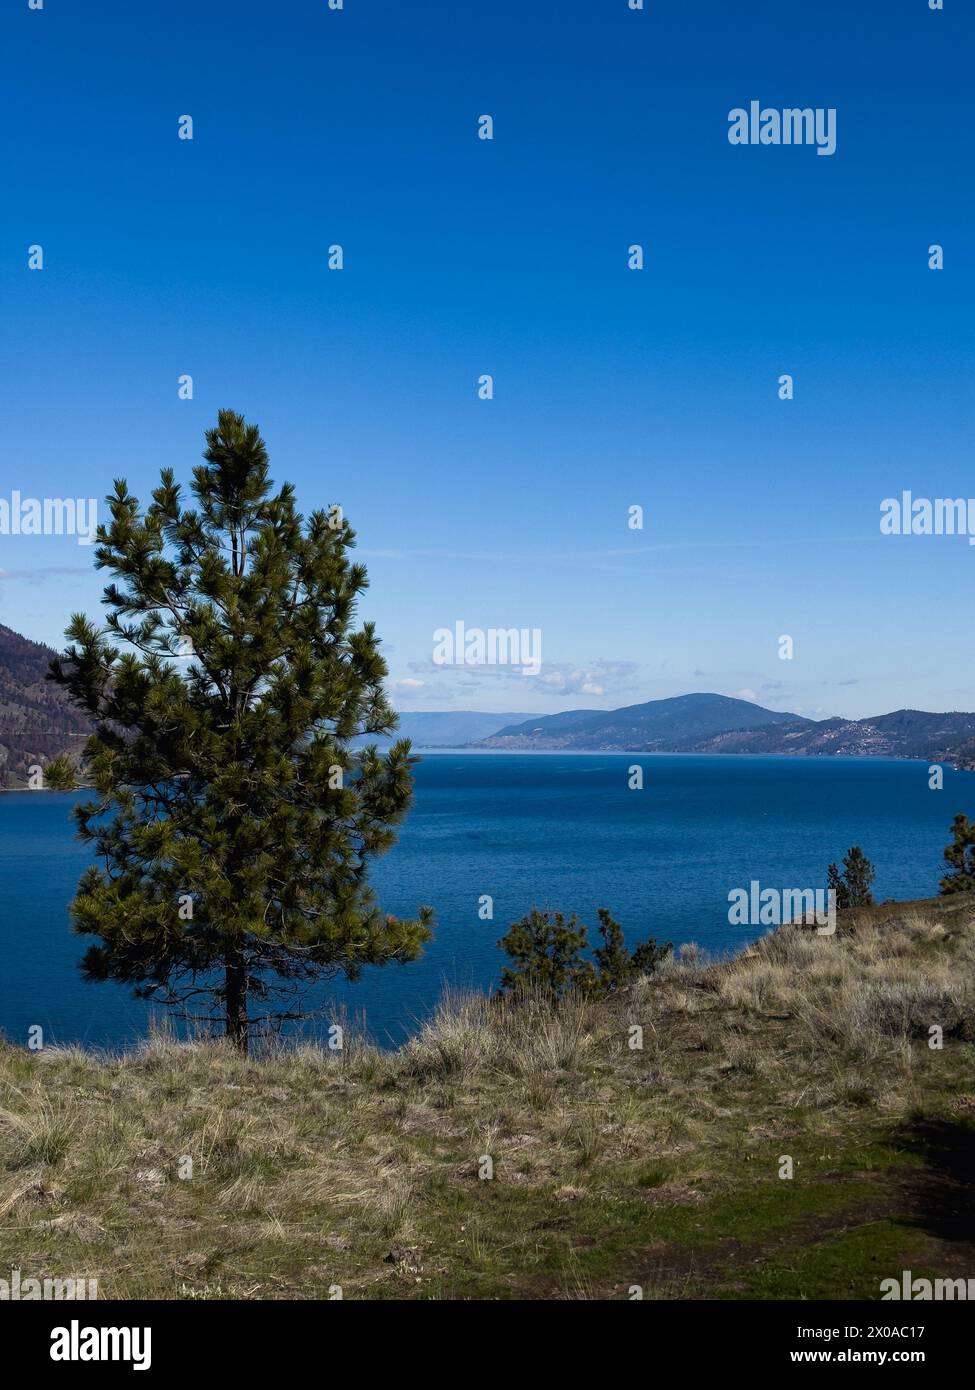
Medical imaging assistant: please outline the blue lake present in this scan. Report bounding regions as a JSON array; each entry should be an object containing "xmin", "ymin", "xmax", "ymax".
[{"xmin": 0, "ymin": 753, "xmax": 970, "ymax": 1049}]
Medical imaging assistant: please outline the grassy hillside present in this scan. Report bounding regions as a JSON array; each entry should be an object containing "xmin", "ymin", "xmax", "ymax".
[{"xmin": 1, "ymin": 898, "xmax": 973, "ymax": 1300}]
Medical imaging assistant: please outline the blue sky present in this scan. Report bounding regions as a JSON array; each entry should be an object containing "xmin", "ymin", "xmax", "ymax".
[{"xmin": 2, "ymin": 0, "xmax": 972, "ymax": 720}]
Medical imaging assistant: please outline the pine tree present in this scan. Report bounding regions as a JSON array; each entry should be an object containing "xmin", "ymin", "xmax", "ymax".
[
  {"xmin": 827, "ymin": 861, "xmax": 849, "ymax": 910},
  {"xmin": 592, "ymin": 907, "xmax": 632, "ymax": 986},
  {"xmin": 497, "ymin": 907, "xmax": 595, "ymax": 997},
  {"xmin": 841, "ymin": 846, "xmax": 875, "ymax": 907},
  {"xmin": 48, "ymin": 411, "xmax": 433, "ymax": 1053},
  {"xmin": 499, "ymin": 905, "xmax": 671, "ymax": 997},
  {"xmin": 630, "ymin": 933, "xmax": 672, "ymax": 977},
  {"xmin": 593, "ymin": 907, "xmax": 670, "ymax": 989},
  {"xmin": 826, "ymin": 847, "xmax": 875, "ymax": 910},
  {"xmin": 940, "ymin": 813, "xmax": 975, "ymax": 894}
]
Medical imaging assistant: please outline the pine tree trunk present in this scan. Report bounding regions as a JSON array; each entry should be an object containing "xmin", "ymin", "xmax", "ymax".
[{"xmin": 225, "ymin": 952, "xmax": 248, "ymax": 1056}]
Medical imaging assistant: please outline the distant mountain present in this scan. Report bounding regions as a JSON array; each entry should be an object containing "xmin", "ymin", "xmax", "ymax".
[
  {"xmin": 479, "ymin": 693, "xmax": 811, "ymax": 751},
  {"xmin": 355, "ymin": 711, "xmax": 535, "ymax": 749},
  {"xmin": 0, "ymin": 623, "xmax": 89, "ymax": 786},
  {"xmin": 476, "ymin": 693, "xmax": 975, "ymax": 766},
  {"xmin": 5, "ymin": 613, "xmax": 975, "ymax": 779},
  {"xmin": 687, "ymin": 709, "xmax": 975, "ymax": 763}
]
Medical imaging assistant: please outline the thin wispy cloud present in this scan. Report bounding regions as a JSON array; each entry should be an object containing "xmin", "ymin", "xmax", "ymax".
[{"xmin": 0, "ymin": 566, "xmax": 91, "ymax": 582}]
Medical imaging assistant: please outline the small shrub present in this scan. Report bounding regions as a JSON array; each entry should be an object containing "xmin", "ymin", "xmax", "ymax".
[
  {"xmin": 498, "ymin": 905, "xmax": 671, "ymax": 997},
  {"xmin": 827, "ymin": 846, "xmax": 876, "ymax": 909}
]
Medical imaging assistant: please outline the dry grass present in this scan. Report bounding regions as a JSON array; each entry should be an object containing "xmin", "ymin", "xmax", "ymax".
[{"xmin": 1, "ymin": 897, "xmax": 973, "ymax": 1300}]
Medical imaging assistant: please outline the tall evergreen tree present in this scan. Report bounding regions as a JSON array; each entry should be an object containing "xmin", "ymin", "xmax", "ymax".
[
  {"xmin": 940, "ymin": 813, "xmax": 975, "ymax": 894},
  {"xmin": 826, "ymin": 846, "xmax": 875, "ymax": 910},
  {"xmin": 842, "ymin": 846, "xmax": 875, "ymax": 907},
  {"xmin": 48, "ymin": 411, "xmax": 432, "ymax": 1053}
]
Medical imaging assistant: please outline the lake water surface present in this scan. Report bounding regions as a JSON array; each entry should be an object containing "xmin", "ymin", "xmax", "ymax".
[{"xmin": 0, "ymin": 753, "xmax": 970, "ymax": 1049}]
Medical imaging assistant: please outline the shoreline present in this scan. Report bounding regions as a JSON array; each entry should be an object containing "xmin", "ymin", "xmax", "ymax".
[
  {"xmin": 5, "ymin": 745, "xmax": 975, "ymax": 792},
  {"xmin": 2, "ymin": 893, "xmax": 967, "ymax": 1061}
]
